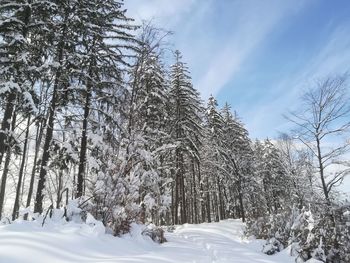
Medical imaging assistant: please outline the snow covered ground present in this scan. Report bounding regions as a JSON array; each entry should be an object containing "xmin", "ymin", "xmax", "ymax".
[{"xmin": 0, "ymin": 218, "xmax": 295, "ymax": 263}]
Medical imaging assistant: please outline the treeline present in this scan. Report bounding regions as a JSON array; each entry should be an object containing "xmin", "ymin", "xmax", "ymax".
[
  {"xmin": 0, "ymin": 0, "xmax": 260, "ymax": 227},
  {"xmin": 246, "ymin": 76, "xmax": 350, "ymax": 263},
  {"xmin": 0, "ymin": 1, "xmax": 350, "ymax": 262}
]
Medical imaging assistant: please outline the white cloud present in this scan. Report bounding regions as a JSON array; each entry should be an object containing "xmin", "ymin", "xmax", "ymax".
[
  {"xmin": 299, "ymin": 25, "xmax": 350, "ymax": 83},
  {"xmin": 194, "ymin": 0, "xmax": 309, "ymax": 99},
  {"xmin": 124, "ymin": 0, "xmax": 198, "ymax": 27},
  {"xmin": 246, "ymin": 23, "xmax": 350, "ymax": 138},
  {"xmin": 123, "ymin": 0, "xmax": 350, "ymax": 144},
  {"xmin": 124, "ymin": 0, "xmax": 310, "ymax": 99}
]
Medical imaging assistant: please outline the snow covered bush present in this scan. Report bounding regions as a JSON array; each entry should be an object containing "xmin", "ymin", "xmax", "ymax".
[
  {"xmin": 66, "ymin": 199, "xmax": 84, "ymax": 223},
  {"xmin": 291, "ymin": 204, "xmax": 350, "ymax": 263},
  {"xmin": 289, "ymin": 208, "xmax": 316, "ymax": 258},
  {"xmin": 262, "ymin": 237, "xmax": 284, "ymax": 255},
  {"xmin": 247, "ymin": 203, "xmax": 350, "ymax": 263},
  {"xmin": 141, "ymin": 223, "xmax": 167, "ymax": 243},
  {"xmin": 246, "ymin": 208, "xmax": 299, "ymax": 254}
]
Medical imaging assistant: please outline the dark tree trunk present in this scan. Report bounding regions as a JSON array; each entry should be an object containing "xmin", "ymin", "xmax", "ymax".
[
  {"xmin": 316, "ymin": 136, "xmax": 329, "ymax": 204},
  {"xmin": 213, "ymin": 189, "xmax": 219, "ymax": 222},
  {"xmin": 0, "ymin": 111, "xmax": 17, "ymax": 219},
  {"xmin": 180, "ymin": 161, "xmax": 186, "ymax": 224},
  {"xmin": 231, "ymin": 157, "xmax": 245, "ymax": 222},
  {"xmin": 191, "ymin": 160, "xmax": 198, "ymax": 223},
  {"xmin": 0, "ymin": 151, "xmax": 12, "ymax": 219},
  {"xmin": 171, "ymin": 180, "xmax": 175, "ymax": 224},
  {"xmin": 174, "ymin": 172, "xmax": 179, "ymax": 224},
  {"xmin": 12, "ymin": 117, "xmax": 31, "ymax": 220},
  {"xmin": 34, "ymin": 78, "xmax": 59, "ymax": 213},
  {"xmin": 189, "ymin": 182, "xmax": 194, "ymax": 224},
  {"xmin": 198, "ymin": 162, "xmax": 205, "ymax": 223},
  {"xmin": 56, "ymin": 169, "xmax": 63, "ymax": 208},
  {"xmin": 237, "ymin": 173, "xmax": 245, "ymax": 222},
  {"xmin": 76, "ymin": 81, "xmax": 92, "ymax": 198},
  {"xmin": 34, "ymin": 12, "xmax": 68, "ymax": 213},
  {"xmin": 0, "ymin": 93, "xmax": 16, "ymax": 167},
  {"xmin": 206, "ymin": 177, "xmax": 211, "ymax": 223},
  {"xmin": 25, "ymin": 119, "xmax": 44, "ymax": 211},
  {"xmin": 217, "ymin": 178, "xmax": 224, "ymax": 220}
]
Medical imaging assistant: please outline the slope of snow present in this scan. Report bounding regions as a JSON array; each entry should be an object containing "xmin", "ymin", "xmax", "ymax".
[{"xmin": 0, "ymin": 218, "xmax": 295, "ymax": 263}]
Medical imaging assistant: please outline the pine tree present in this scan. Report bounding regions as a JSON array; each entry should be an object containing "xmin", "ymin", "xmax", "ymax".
[
  {"xmin": 261, "ymin": 139, "xmax": 291, "ymax": 214},
  {"xmin": 33, "ymin": 0, "xmax": 137, "ymax": 213},
  {"xmin": 168, "ymin": 50, "xmax": 203, "ymax": 224},
  {"xmin": 0, "ymin": 0, "xmax": 51, "ymax": 217},
  {"xmin": 73, "ymin": 0, "xmax": 136, "ymax": 198},
  {"xmin": 201, "ymin": 95, "xmax": 225, "ymax": 222},
  {"xmin": 221, "ymin": 104, "xmax": 253, "ymax": 222}
]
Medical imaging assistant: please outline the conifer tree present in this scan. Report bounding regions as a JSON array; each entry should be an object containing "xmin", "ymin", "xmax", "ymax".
[
  {"xmin": 202, "ymin": 96, "xmax": 225, "ymax": 222},
  {"xmin": 168, "ymin": 50, "xmax": 203, "ymax": 224},
  {"xmin": 0, "ymin": 0, "xmax": 51, "ymax": 217},
  {"xmin": 221, "ymin": 104, "xmax": 253, "ymax": 222}
]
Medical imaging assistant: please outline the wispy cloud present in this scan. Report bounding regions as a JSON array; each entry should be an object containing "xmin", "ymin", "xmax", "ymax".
[
  {"xmin": 294, "ymin": 25, "xmax": 350, "ymax": 81},
  {"xmin": 123, "ymin": 0, "xmax": 350, "ymax": 143},
  {"xmin": 194, "ymin": 0, "xmax": 309, "ymax": 98},
  {"xmin": 125, "ymin": 0, "xmax": 309, "ymax": 99},
  {"xmin": 124, "ymin": 0, "xmax": 199, "ymax": 28},
  {"xmin": 244, "ymin": 23, "xmax": 350, "ymax": 139}
]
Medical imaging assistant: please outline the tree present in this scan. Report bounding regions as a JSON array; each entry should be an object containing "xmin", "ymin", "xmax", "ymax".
[
  {"xmin": 34, "ymin": 0, "xmax": 137, "ymax": 213},
  {"xmin": 261, "ymin": 139, "xmax": 291, "ymax": 214},
  {"xmin": 0, "ymin": 0, "xmax": 31, "ymax": 167},
  {"xmin": 33, "ymin": 0, "xmax": 75, "ymax": 214},
  {"xmin": 168, "ymin": 50, "xmax": 203, "ymax": 224},
  {"xmin": 221, "ymin": 104, "xmax": 253, "ymax": 222},
  {"xmin": 0, "ymin": 0, "xmax": 49, "ymax": 218},
  {"xmin": 73, "ymin": 0, "xmax": 136, "ymax": 198},
  {"xmin": 286, "ymin": 76, "xmax": 350, "ymax": 204},
  {"xmin": 202, "ymin": 96, "xmax": 225, "ymax": 222},
  {"xmin": 276, "ymin": 133, "xmax": 316, "ymax": 208}
]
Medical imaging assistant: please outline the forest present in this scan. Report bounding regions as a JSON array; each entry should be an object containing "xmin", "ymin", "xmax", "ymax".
[{"xmin": 0, "ymin": 1, "xmax": 350, "ymax": 263}]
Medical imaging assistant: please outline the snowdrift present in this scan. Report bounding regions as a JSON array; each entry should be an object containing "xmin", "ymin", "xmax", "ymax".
[{"xmin": 0, "ymin": 218, "xmax": 295, "ymax": 263}]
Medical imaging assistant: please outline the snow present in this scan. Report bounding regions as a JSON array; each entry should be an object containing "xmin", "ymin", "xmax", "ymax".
[
  {"xmin": 0, "ymin": 219, "xmax": 295, "ymax": 263},
  {"xmin": 305, "ymin": 260, "xmax": 324, "ymax": 263}
]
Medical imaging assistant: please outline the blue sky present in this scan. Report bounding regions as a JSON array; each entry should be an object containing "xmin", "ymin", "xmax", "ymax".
[{"xmin": 125, "ymin": 0, "xmax": 350, "ymax": 140}]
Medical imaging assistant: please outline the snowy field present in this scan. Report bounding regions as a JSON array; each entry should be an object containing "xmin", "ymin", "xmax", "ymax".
[{"xmin": 0, "ymin": 218, "xmax": 295, "ymax": 263}]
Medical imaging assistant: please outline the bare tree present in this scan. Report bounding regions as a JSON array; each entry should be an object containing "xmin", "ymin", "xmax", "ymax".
[
  {"xmin": 276, "ymin": 133, "xmax": 316, "ymax": 207},
  {"xmin": 286, "ymin": 75, "xmax": 350, "ymax": 204}
]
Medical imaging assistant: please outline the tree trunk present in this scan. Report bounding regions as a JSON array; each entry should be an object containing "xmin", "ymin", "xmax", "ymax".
[
  {"xmin": 76, "ymin": 80, "xmax": 92, "ymax": 198},
  {"xmin": 191, "ymin": 160, "xmax": 198, "ymax": 223},
  {"xmin": 0, "ymin": 111, "xmax": 17, "ymax": 219},
  {"xmin": 231, "ymin": 157, "xmax": 245, "ymax": 222},
  {"xmin": 0, "ymin": 151, "xmax": 12, "ymax": 219},
  {"xmin": 180, "ymin": 162, "xmax": 186, "ymax": 224},
  {"xmin": 206, "ymin": 177, "xmax": 211, "ymax": 223},
  {"xmin": 316, "ymin": 136, "xmax": 329, "ymax": 203},
  {"xmin": 0, "ymin": 93, "xmax": 16, "ymax": 167},
  {"xmin": 214, "ymin": 189, "xmax": 219, "ymax": 222},
  {"xmin": 56, "ymin": 169, "xmax": 63, "ymax": 208},
  {"xmin": 174, "ymin": 168, "xmax": 179, "ymax": 225},
  {"xmin": 217, "ymin": 178, "xmax": 225, "ymax": 220},
  {"xmin": 12, "ymin": 116, "xmax": 31, "ymax": 220},
  {"xmin": 189, "ymin": 181, "xmax": 194, "ymax": 224},
  {"xmin": 198, "ymin": 162, "xmax": 205, "ymax": 223},
  {"xmin": 171, "ymin": 180, "xmax": 175, "ymax": 224},
  {"xmin": 237, "ymin": 172, "xmax": 245, "ymax": 222},
  {"xmin": 34, "ymin": 79, "xmax": 59, "ymax": 213},
  {"xmin": 25, "ymin": 119, "xmax": 44, "ymax": 211},
  {"xmin": 34, "ymin": 13, "xmax": 68, "ymax": 213}
]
